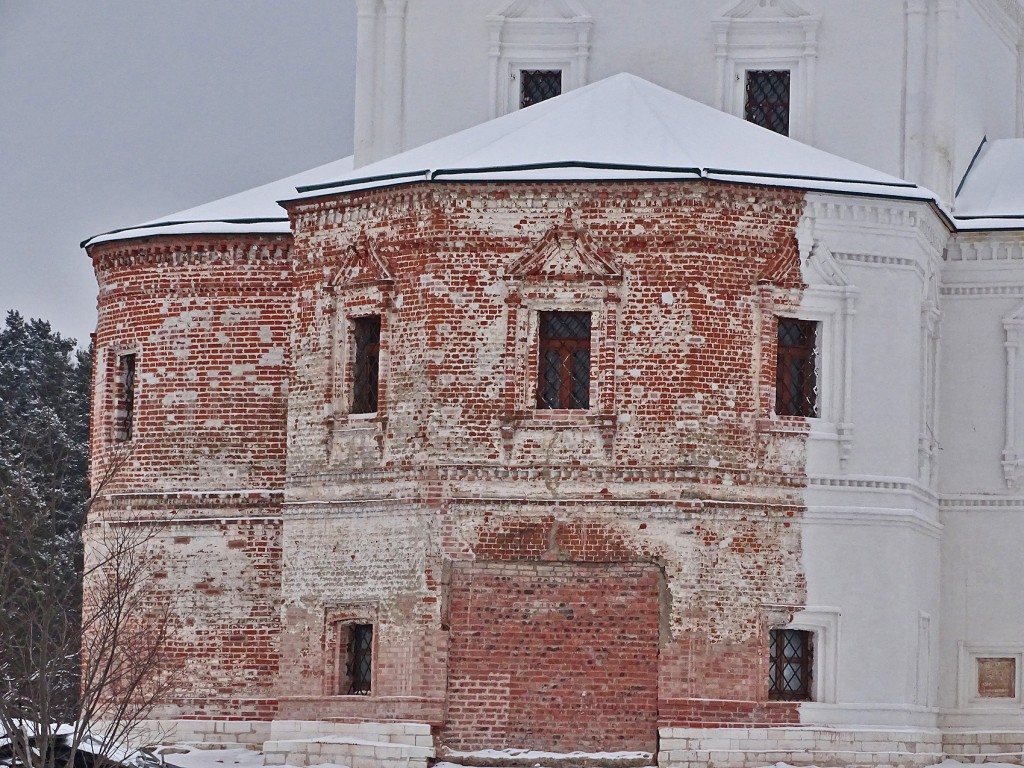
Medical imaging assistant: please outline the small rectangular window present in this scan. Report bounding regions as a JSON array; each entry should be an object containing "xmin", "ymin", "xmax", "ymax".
[
  {"xmin": 351, "ymin": 316, "xmax": 381, "ymax": 414},
  {"xmin": 537, "ymin": 311, "xmax": 591, "ymax": 410},
  {"xmin": 520, "ymin": 69, "xmax": 562, "ymax": 109},
  {"xmin": 745, "ymin": 70, "xmax": 791, "ymax": 136},
  {"xmin": 769, "ymin": 628, "xmax": 813, "ymax": 701},
  {"xmin": 776, "ymin": 318, "xmax": 818, "ymax": 417},
  {"xmin": 115, "ymin": 353, "xmax": 136, "ymax": 442},
  {"xmin": 346, "ymin": 623, "xmax": 373, "ymax": 695}
]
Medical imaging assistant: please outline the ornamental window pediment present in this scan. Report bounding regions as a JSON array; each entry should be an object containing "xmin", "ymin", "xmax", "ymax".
[
  {"xmin": 508, "ymin": 209, "xmax": 620, "ymax": 283},
  {"xmin": 331, "ymin": 232, "xmax": 395, "ymax": 292}
]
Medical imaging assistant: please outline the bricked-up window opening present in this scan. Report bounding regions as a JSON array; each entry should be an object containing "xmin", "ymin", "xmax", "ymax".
[
  {"xmin": 770, "ymin": 628, "xmax": 813, "ymax": 701},
  {"xmin": 537, "ymin": 311, "xmax": 591, "ymax": 409},
  {"xmin": 520, "ymin": 70, "xmax": 562, "ymax": 109},
  {"xmin": 346, "ymin": 623, "xmax": 373, "ymax": 695},
  {"xmin": 776, "ymin": 318, "xmax": 818, "ymax": 417},
  {"xmin": 745, "ymin": 70, "xmax": 791, "ymax": 135},
  {"xmin": 351, "ymin": 316, "xmax": 381, "ymax": 414},
  {"xmin": 115, "ymin": 353, "xmax": 136, "ymax": 442}
]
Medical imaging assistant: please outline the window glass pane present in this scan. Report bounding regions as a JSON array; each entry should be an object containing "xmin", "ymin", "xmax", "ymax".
[
  {"xmin": 348, "ymin": 623, "xmax": 373, "ymax": 695},
  {"xmin": 776, "ymin": 318, "xmax": 818, "ymax": 417},
  {"xmin": 352, "ymin": 316, "xmax": 381, "ymax": 414},
  {"xmin": 745, "ymin": 70, "xmax": 791, "ymax": 136},
  {"xmin": 520, "ymin": 70, "xmax": 562, "ymax": 109},
  {"xmin": 537, "ymin": 311, "xmax": 591, "ymax": 410},
  {"xmin": 769, "ymin": 628, "xmax": 813, "ymax": 701},
  {"xmin": 116, "ymin": 353, "xmax": 136, "ymax": 442}
]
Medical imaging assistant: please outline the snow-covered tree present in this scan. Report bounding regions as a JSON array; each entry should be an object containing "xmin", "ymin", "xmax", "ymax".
[{"xmin": 0, "ymin": 311, "xmax": 91, "ymax": 727}]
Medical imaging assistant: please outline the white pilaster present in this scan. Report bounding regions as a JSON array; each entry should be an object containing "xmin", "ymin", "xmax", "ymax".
[{"xmin": 353, "ymin": 0, "xmax": 380, "ymax": 168}]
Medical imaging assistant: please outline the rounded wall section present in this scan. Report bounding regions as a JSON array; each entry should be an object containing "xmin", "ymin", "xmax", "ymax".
[
  {"xmin": 85, "ymin": 234, "xmax": 292, "ymax": 719},
  {"xmin": 87, "ymin": 235, "xmax": 293, "ymax": 496}
]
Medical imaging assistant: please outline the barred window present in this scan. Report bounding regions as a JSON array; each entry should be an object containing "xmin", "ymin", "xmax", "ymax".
[
  {"xmin": 769, "ymin": 628, "xmax": 813, "ymax": 701},
  {"xmin": 520, "ymin": 69, "xmax": 562, "ymax": 109},
  {"xmin": 745, "ymin": 70, "xmax": 791, "ymax": 136},
  {"xmin": 776, "ymin": 318, "xmax": 818, "ymax": 418},
  {"xmin": 351, "ymin": 316, "xmax": 381, "ymax": 414},
  {"xmin": 115, "ymin": 353, "xmax": 136, "ymax": 442},
  {"xmin": 346, "ymin": 623, "xmax": 373, "ymax": 695},
  {"xmin": 537, "ymin": 311, "xmax": 590, "ymax": 410}
]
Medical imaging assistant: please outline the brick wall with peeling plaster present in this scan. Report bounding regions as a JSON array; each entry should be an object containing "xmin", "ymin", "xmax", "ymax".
[{"xmin": 88, "ymin": 180, "xmax": 812, "ymax": 751}]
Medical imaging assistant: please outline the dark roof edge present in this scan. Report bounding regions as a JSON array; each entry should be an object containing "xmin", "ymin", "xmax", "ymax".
[{"xmin": 81, "ymin": 217, "xmax": 288, "ymax": 249}]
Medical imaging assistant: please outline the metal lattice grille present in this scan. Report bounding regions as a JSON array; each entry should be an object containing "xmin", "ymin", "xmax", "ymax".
[
  {"xmin": 745, "ymin": 70, "xmax": 791, "ymax": 136},
  {"xmin": 776, "ymin": 318, "xmax": 818, "ymax": 417},
  {"xmin": 347, "ymin": 624, "xmax": 373, "ymax": 695},
  {"xmin": 351, "ymin": 316, "xmax": 381, "ymax": 414},
  {"xmin": 520, "ymin": 70, "xmax": 562, "ymax": 109},
  {"xmin": 537, "ymin": 311, "xmax": 591, "ymax": 410},
  {"xmin": 769, "ymin": 628, "xmax": 813, "ymax": 701},
  {"xmin": 116, "ymin": 353, "xmax": 136, "ymax": 442}
]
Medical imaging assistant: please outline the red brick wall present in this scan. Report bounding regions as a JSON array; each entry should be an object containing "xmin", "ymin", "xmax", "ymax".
[
  {"xmin": 282, "ymin": 180, "xmax": 809, "ymax": 738},
  {"xmin": 88, "ymin": 236, "xmax": 292, "ymax": 495},
  {"xmin": 86, "ymin": 236, "xmax": 290, "ymax": 717},
  {"xmin": 444, "ymin": 560, "xmax": 661, "ymax": 752}
]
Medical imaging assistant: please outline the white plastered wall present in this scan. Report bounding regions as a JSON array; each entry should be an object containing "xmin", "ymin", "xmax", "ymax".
[
  {"xmin": 938, "ymin": 234, "xmax": 1024, "ymax": 729},
  {"xmin": 797, "ymin": 193, "xmax": 946, "ymax": 728}
]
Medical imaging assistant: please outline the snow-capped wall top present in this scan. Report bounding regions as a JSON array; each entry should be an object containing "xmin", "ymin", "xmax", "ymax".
[
  {"xmin": 954, "ymin": 139, "xmax": 1024, "ymax": 230},
  {"xmin": 286, "ymin": 73, "xmax": 927, "ymax": 203},
  {"xmin": 83, "ymin": 156, "xmax": 354, "ymax": 247}
]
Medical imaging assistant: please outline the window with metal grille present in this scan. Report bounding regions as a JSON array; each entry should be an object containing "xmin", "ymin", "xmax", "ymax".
[
  {"xmin": 776, "ymin": 318, "xmax": 818, "ymax": 418},
  {"xmin": 537, "ymin": 311, "xmax": 591, "ymax": 410},
  {"xmin": 347, "ymin": 623, "xmax": 373, "ymax": 695},
  {"xmin": 744, "ymin": 70, "xmax": 791, "ymax": 136},
  {"xmin": 351, "ymin": 316, "xmax": 381, "ymax": 414},
  {"xmin": 769, "ymin": 628, "xmax": 813, "ymax": 701},
  {"xmin": 115, "ymin": 353, "xmax": 136, "ymax": 442},
  {"xmin": 520, "ymin": 69, "xmax": 562, "ymax": 109}
]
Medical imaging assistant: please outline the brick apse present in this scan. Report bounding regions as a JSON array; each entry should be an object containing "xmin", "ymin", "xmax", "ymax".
[{"xmin": 87, "ymin": 179, "xmax": 812, "ymax": 754}]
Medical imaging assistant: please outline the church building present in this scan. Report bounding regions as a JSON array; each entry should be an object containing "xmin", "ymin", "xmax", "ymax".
[{"xmin": 83, "ymin": 2, "xmax": 1024, "ymax": 766}]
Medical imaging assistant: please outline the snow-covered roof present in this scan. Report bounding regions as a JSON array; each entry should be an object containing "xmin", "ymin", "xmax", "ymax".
[
  {"xmin": 954, "ymin": 139, "xmax": 1024, "ymax": 231},
  {"xmin": 87, "ymin": 73, "xmax": 942, "ymax": 248},
  {"xmin": 286, "ymin": 73, "xmax": 927, "ymax": 203},
  {"xmin": 83, "ymin": 156, "xmax": 354, "ymax": 247}
]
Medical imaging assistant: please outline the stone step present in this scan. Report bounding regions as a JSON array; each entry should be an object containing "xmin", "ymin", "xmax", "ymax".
[
  {"xmin": 435, "ymin": 749, "xmax": 655, "ymax": 768},
  {"xmin": 264, "ymin": 735, "xmax": 434, "ymax": 768}
]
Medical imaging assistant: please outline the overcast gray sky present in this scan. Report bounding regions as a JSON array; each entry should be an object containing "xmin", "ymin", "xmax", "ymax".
[{"xmin": 0, "ymin": 1, "xmax": 357, "ymax": 347}]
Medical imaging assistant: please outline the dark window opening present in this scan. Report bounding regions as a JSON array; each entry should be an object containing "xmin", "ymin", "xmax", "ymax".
[
  {"xmin": 346, "ymin": 623, "xmax": 373, "ymax": 695},
  {"xmin": 115, "ymin": 353, "xmax": 136, "ymax": 442},
  {"xmin": 776, "ymin": 318, "xmax": 818, "ymax": 417},
  {"xmin": 537, "ymin": 311, "xmax": 591, "ymax": 410},
  {"xmin": 769, "ymin": 628, "xmax": 813, "ymax": 701},
  {"xmin": 745, "ymin": 70, "xmax": 791, "ymax": 136},
  {"xmin": 520, "ymin": 69, "xmax": 562, "ymax": 109},
  {"xmin": 351, "ymin": 316, "xmax": 381, "ymax": 414}
]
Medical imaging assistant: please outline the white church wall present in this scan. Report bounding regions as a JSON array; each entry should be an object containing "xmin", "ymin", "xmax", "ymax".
[
  {"xmin": 939, "ymin": 240, "xmax": 1024, "ymax": 495},
  {"xmin": 939, "ymin": 506, "xmax": 1024, "ymax": 728},
  {"xmin": 797, "ymin": 195, "xmax": 944, "ymax": 726},
  {"xmin": 367, "ymin": 0, "xmax": 912, "ymax": 182},
  {"xmin": 954, "ymin": 1, "xmax": 1019, "ymax": 190},
  {"xmin": 800, "ymin": 518, "xmax": 941, "ymax": 724}
]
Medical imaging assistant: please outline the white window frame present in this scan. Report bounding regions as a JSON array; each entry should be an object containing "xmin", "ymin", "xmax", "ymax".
[
  {"xmin": 712, "ymin": 1, "xmax": 820, "ymax": 143},
  {"xmin": 486, "ymin": 0, "xmax": 592, "ymax": 118},
  {"xmin": 765, "ymin": 605, "xmax": 839, "ymax": 705}
]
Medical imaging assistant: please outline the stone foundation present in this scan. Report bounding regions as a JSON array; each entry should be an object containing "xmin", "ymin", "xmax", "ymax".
[
  {"xmin": 657, "ymin": 727, "xmax": 943, "ymax": 768},
  {"xmin": 943, "ymin": 731, "xmax": 1024, "ymax": 764}
]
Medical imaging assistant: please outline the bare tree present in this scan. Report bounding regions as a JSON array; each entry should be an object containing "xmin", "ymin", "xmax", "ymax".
[{"xmin": 0, "ymin": 449, "xmax": 177, "ymax": 768}]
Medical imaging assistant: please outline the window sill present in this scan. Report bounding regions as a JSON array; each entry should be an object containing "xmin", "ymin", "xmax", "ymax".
[{"xmin": 511, "ymin": 410, "xmax": 616, "ymax": 430}]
